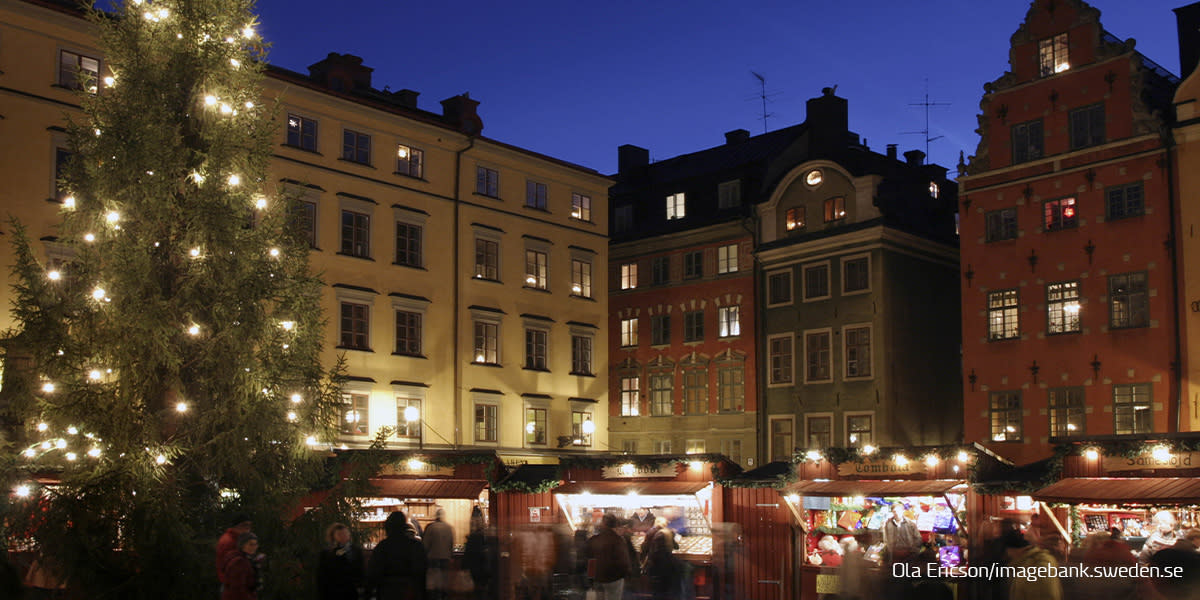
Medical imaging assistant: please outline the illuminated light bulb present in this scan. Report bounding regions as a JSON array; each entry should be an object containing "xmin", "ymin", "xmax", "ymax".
[
  {"xmin": 262, "ymin": 388, "xmax": 270, "ymax": 395},
  {"xmin": 582, "ymin": 420, "xmax": 595, "ymax": 434},
  {"xmin": 925, "ymin": 455, "xmax": 940, "ymax": 467},
  {"xmin": 41, "ymin": 442, "xmax": 51, "ymax": 450},
  {"xmin": 957, "ymin": 451, "xmax": 969, "ymax": 463},
  {"xmin": 230, "ymin": 58, "xmax": 241, "ymax": 68},
  {"xmin": 177, "ymin": 33, "xmax": 183, "ymax": 39},
  {"xmin": 269, "ymin": 248, "xmax": 280, "ymax": 258},
  {"xmin": 245, "ymin": 101, "xmax": 254, "ymax": 109},
  {"xmin": 88, "ymin": 370, "xmax": 102, "ymax": 381},
  {"xmin": 189, "ymin": 247, "xmax": 201, "ymax": 258},
  {"xmin": 41, "ymin": 382, "xmax": 55, "ymax": 393},
  {"xmin": 1067, "ymin": 423, "xmax": 1077, "ymax": 431},
  {"xmin": 286, "ymin": 411, "xmax": 297, "ymax": 422},
  {"xmin": 475, "ymin": 354, "xmax": 485, "ymax": 363},
  {"xmin": 191, "ymin": 172, "xmax": 205, "ymax": 184},
  {"xmin": 1085, "ymin": 448, "xmax": 1099, "ymax": 460},
  {"xmin": 255, "ymin": 196, "xmax": 267, "ymax": 210},
  {"xmin": 106, "ymin": 211, "xmax": 120, "ymax": 224},
  {"xmin": 63, "ymin": 196, "xmax": 76, "ymax": 209},
  {"xmin": 228, "ymin": 174, "xmax": 240, "ymax": 186},
  {"xmin": 525, "ymin": 421, "xmax": 535, "ymax": 434},
  {"xmin": 689, "ymin": 461, "xmax": 703, "ymax": 471},
  {"xmin": 305, "ymin": 435, "xmax": 318, "ymax": 446},
  {"xmin": 525, "ymin": 276, "xmax": 536, "ymax": 285},
  {"xmin": 84, "ymin": 233, "xmax": 95, "ymax": 242},
  {"xmin": 55, "ymin": 439, "xmax": 67, "ymax": 449},
  {"xmin": 204, "ymin": 95, "xmax": 217, "ymax": 106},
  {"xmin": 156, "ymin": 7, "xmax": 168, "ymax": 19},
  {"xmin": 290, "ymin": 393, "xmax": 302, "ymax": 404},
  {"xmin": 282, "ymin": 343, "xmax": 289, "ymax": 349},
  {"xmin": 953, "ymin": 465, "xmax": 960, "ymax": 473},
  {"xmin": 225, "ymin": 36, "xmax": 235, "ymax": 43},
  {"xmin": 92, "ymin": 287, "xmax": 106, "ymax": 300},
  {"xmin": 67, "ymin": 426, "xmax": 78, "ymax": 435},
  {"xmin": 132, "ymin": 0, "xmax": 142, "ymax": 4},
  {"xmin": 407, "ymin": 458, "xmax": 424, "ymax": 469},
  {"xmin": 805, "ymin": 450, "xmax": 822, "ymax": 462},
  {"xmin": 66, "ymin": 452, "xmax": 77, "ymax": 461},
  {"xmin": 87, "ymin": 447, "xmax": 101, "ymax": 458},
  {"xmin": 24, "ymin": 448, "xmax": 36, "ymax": 458},
  {"xmin": 893, "ymin": 454, "xmax": 909, "ymax": 467},
  {"xmin": 243, "ymin": 26, "xmax": 255, "ymax": 38},
  {"xmin": 176, "ymin": 402, "xmax": 188, "ymax": 413},
  {"xmin": 619, "ymin": 463, "xmax": 636, "ymax": 476},
  {"xmin": 93, "ymin": 128, "xmax": 101, "ymax": 136},
  {"xmin": 47, "ymin": 270, "xmax": 61, "ymax": 281},
  {"xmin": 155, "ymin": 454, "xmax": 167, "ymax": 465},
  {"xmin": 219, "ymin": 103, "xmax": 233, "ymax": 115},
  {"xmin": 863, "ymin": 444, "xmax": 877, "ymax": 455},
  {"xmin": 15, "ymin": 485, "xmax": 31, "ymax": 498},
  {"xmin": 403, "ymin": 405, "xmax": 420, "ymax": 423},
  {"xmin": 187, "ymin": 325, "xmax": 200, "ymax": 336},
  {"xmin": 1153, "ymin": 446, "xmax": 1172, "ymax": 462},
  {"xmin": 103, "ymin": 76, "xmax": 116, "ymax": 87},
  {"xmin": 1006, "ymin": 425, "xmax": 1016, "ymax": 433},
  {"xmin": 37, "ymin": 422, "xmax": 48, "ymax": 432},
  {"xmin": 280, "ymin": 320, "xmax": 295, "ymax": 331},
  {"xmin": 143, "ymin": 11, "xmax": 155, "ymax": 21},
  {"xmin": 572, "ymin": 284, "xmax": 582, "ymax": 293}
]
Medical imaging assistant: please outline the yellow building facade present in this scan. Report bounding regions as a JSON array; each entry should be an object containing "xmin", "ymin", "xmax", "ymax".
[
  {"xmin": 0, "ymin": 0, "xmax": 611, "ymax": 458},
  {"xmin": 1173, "ymin": 58, "xmax": 1200, "ymax": 433}
]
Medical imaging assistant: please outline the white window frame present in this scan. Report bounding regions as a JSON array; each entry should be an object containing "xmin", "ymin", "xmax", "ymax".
[
  {"xmin": 840, "ymin": 253, "xmax": 871, "ymax": 296},
  {"xmin": 339, "ymin": 379, "xmax": 374, "ymax": 438},
  {"xmin": 666, "ymin": 192, "xmax": 686, "ymax": 220},
  {"xmin": 335, "ymin": 286, "xmax": 377, "ymax": 351},
  {"xmin": 523, "ymin": 397, "xmax": 550, "ymax": 448},
  {"xmin": 802, "ymin": 261, "xmax": 832, "ymax": 302},
  {"xmin": 842, "ymin": 323, "xmax": 874, "ymax": 381},
  {"xmin": 766, "ymin": 269, "xmax": 793, "ymax": 308},
  {"xmin": 393, "ymin": 206, "xmax": 427, "ymax": 269},
  {"xmin": 471, "ymin": 224, "xmax": 504, "ymax": 281},
  {"xmin": 685, "ymin": 439, "xmax": 706, "ymax": 455},
  {"xmin": 767, "ymin": 333, "xmax": 795, "ymax": 387},
  {"xmin": 570, "ymin": 406, "xmax": 594, "ymax": 447},
  {"xmin": 717, "ymin": 243, "xmax": 739, "ymax": 274},
  {"xmin": 653, "ymin": 439, "xmax": 673, "ymax": 454},
  {"xmin": 283, "ymin": 183, "xmax": 322, "ymax": 250},
  {"xmin": 570, "ymin": 324, "xmax": 595, "ymax": 376},
  {"xmin": 620, "ymin": 262, "xmax": 638, "ymax": 290},
  {"xmin": 718, "ymin": 305, "xmax": 741, "ymax": 338},
  {"xmin": 804, "ymin": 327, "xmax": 833, "ymax": 384},
  {"xmin": 620, "ymin": 317, "xmax": 638, "ymax": 348},
  {"xmin": 571, "ymin": 192, "xmax": 592, "ymax": 222},
  {"xmin": 804, "ymin": 412, "xmax": 835, "ymax": 450},
  {"xmin": 470, "ymin": 307, "xmax": 503, "ymax": 365},
  {"xmin": 619, "ymin": 375, "xmax": 640, "ymax": 417},
  {"xmin": 768, "ymin": 415, "xmax": 795, "ymax": 463},
  {"xmin": 338, "ymin": 194, "xmax": 376, "ymax": 259},
  {"xmin": 844, "ymin": 411, "xmax": 875, "ymax": 447},
  {"xmin": 472, "ymin": 391, "xmax": 502, "ymax": 445},
  {"xmin": 571, "ymin": 257, "xmax": 593, "ymax": 298},
  {"xmin": 395, "ymin": 142, "xmax": 424, "ymax": 178},
  {"xmin": 391, "ymin": 294, "xmax": 429, "ymax": 357},
  {"xmin": 57, "ymin": 47, "xmax": 101, "ymax": 92},
  {"xmin": 392, "ymin": 383, "xmax": 427, "ymax": 441}
]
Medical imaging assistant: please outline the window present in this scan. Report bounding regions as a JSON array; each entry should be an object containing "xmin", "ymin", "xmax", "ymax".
[
  {"xmin": 769, "ymin": 335, "xmax": 793, "ymax": 384},
  {"xmin": 394, "ymin": 397, "xmax": 420, "ymax": 438},
  {"xmin": 1046, "ymin": 281, "xmax": 1081, "ymax": 334},
  {"xmin": 805, "ymin": 331, "xmax": 831, "ymax": 382},
  {"xmin": 718, "ymin": 180, "xmax": 741, "ymax": 208},
  {"xmin": 524, "ymin": 249, "xmax": 548, "ymax": 290},
  {"xmin": 396, "ymin": 144, "xmax": 423, "ymax": 178},
  {"xmin": 721, "ymin": 439, "xmax": 742, "ymax": 465},
  {"xmin": 1069, "ymin": 104, "xmax": 1105, "ymax": 150},
  {"xmin": 847, "ymin": 414, "xmax": 874, "ymax": 447},
  {"xmin": 59, "ymin": 50, "xmax": 99, "ymax": 91},
  {"xmin": 571, "ymin": 335, "xmax": 593, "ymax": 375},
  {"xmin": 291, "ymin": 200, "xmax": 317, "ymax": 249},
  {"xmin": 1109, "ymin": 272, "xmax": 1148, "ymax": 329},
  {"xmin": 803, "ymin": 264, "xmax": 830, "ymax": 300},
  {"xmin": 341, "ymin": 393, "xmax": 369, "ymax": 436},
  {"xmin": 684, "ymin": 251, "xmax": 703, "ymax": 279},
  {"xmin": 717, "ymin": 244, "xmax": 739, "ymax": 274},
  {"xmin": 394, "ymin": 310, "xmax": 422, "ymax": 356},
  {"xmin": 571, "ymin": 193, "xmax": 592, "ymax": 221},
  {"xmin": 823, "ymin": 197, "xmax": 846, "ymax": 222},
  {"xmin": 806, "ymin": 416, "xmax": 831, "ymax": 449},
  {"xmin": 614, "ymin": 205, "xmax": 633, "ymax": 233},
  {"xmin": 475, "ymin": 404, "xmax": 498, "ymax": 442},
  {"xmin": 342, "ymin": 129, "xmax": 371, "ymax": 164},
  {"xmin": 651, "ymin": 315, "xmax": 671, "ymax": 346},
  {"xmin": 989, "ymin": 391, "xmax": 1022, "ymax": 442},
  {"xmin": 988, "ymin": 289, "xmax": 1020, "ymax": 341},
  {"xmin": 620, "ymin": 376, "xmax": 640, "ymax": 416},
  {"xmin": 650, "ymin": 374, "xmax": 673, "ymax": 416},
  {"xmin": 341, "ymin": 210, "xmax": 370, "ymax": 257},
  {"xmin": 719, "ymin": 365, "xmax": 744, "ymax": 412},
  {"xmin": 652, "ymin": 256, "xmax": 670, "ymax": 285},
  {"xmin": 718, "ymin": 306, "xmax": 740, "ymax": 337},
  {"xmin": 930, "ymin": 181, "xmax": 940, "ymax": 199},
  {"xmin": 620, "ymin": 318, "xmax": 638, "ymax": 347},
  {"xmin": 473, "ymin": 321, "xmax": 498, "ymax": 364},
  {"xmin": 395, "ymin": 222, "xmax": 422, "ymax": 267},
  {"xmin": 622, "ymin": 439, "xmax": 638, "ymax": 454},
  {"xmin": 844, "ymin": 325, "xmax": 872, "ymax": 378},
  {"xmin": 686, "ymin": 440, "xmax": 706, "ymax": 455},
  {"xmin": 684, "ymin": 369, "xmax": 707, "ymax": 414},
  {"xmin": 474, "ymin": 238, "xmax": 499, "ymax": 280},
  {"xmin": 986, "ymin": 208, "xmax": 1018, "ymax": 242},
  {"xmin": 476, "ymin": 166, "xmax": 499, "ymax": 197},
  {"xmin": 54, "ymin": 148, "xmax": 72, "ymax": 202},
  {"xmin": 843, "ymin": 256, "xmax": 869, "ymax": 293},
  {"xmin": 1011, "ymin": 119, "xmax": 1044, "ymax": 164},
  {"xmin": 666, "ymin": 193, "xmax": 686, "ymax": 219},
  {"xmin": 1039, "ymin": 32, "xmax": 1069, "ymax": 77},
  {"xmin": 786, "ymin": 207, "xmax": 806, "ymax": 231},
  {"xmin": 340, "ymin": 302, "xmax": 370, "ymax": 350},
  {"xmin": 620, "ymin": 263, "xmax": 638, "ymax": 290},
  {"xmin": 525, "ymin": 408, "xmax": 547, "ymax": 445},
  {"xmin": 770, "ymin": 417, "xmax": 794, "ymax": 462},
  {"xmin": 571, "ymin": 411, "xmax": 593, "ymax": 446},
  {"xmin": 768, "ymin": 271, "xmax": 793, "ymax": 305},
  {"xmin": 1114, "ymin": 383, "xmax": 1152, "ymax": 435},
  {"xmin": 526, "ymin": 180, "xmax": 548, "ymax": 210},
  {"xmin": 1043, "ymin": 197, "xmax": 1078, "ymax": 231},
  {"xmin": 653, "ymin": 440, "xmax": 672, "ymax": 454},
  {"xmin": 286, "ymin": 114, "xmax": 318, "ymax": 151},
  {"xmin": 571, "ymin": 259, "xmax": 592, "ymax": 298},
  {"xmin": 684, "ymin": 311, "xmax": 704, "ymax": 342},
  {"xmin": 1106, "ymin": 183, "xmax": 1144, "ymax": 220},
  {"xmin": 525, "ymin": 328, "xmax": 548, "ymax": 370},
  {"xmin": 1048, "ymin": 388, "xmax": 1084, "ymax": 438}
]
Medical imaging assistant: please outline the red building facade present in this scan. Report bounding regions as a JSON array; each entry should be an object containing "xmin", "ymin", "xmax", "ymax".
[{"xmin": 959, "ymin": 0, "xmax": 1181, "ymax": 466}]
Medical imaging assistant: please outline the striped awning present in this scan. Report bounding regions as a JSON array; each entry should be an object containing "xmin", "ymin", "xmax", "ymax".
[{"xmin": 1033, "ymin": 477, "xmax": 1200, "ymax": 504}]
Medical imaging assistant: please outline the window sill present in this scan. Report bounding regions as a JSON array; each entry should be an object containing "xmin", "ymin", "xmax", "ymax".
[
  {"xmin": 650, "ymin": 344, "xmax": 671, "ymax": 350},
  {"xmin": 802, "ymin": 295, "xmax": 832, "ymax": 303},
  {"xmin": 570, "ymin": 371, "xmax": 596, "ymax": 378},
  {"xmin": 523, "ymin": 205, "xmax": 550, "ymax": 213},
  {"xmin": 392, "ymin": 262, "xmax": 427, "ymax": 271},
  {"xmin": 336, "ymin": 345, "xmax": 374, "ymax": 353},
  {"xmin": 619, "ymin": 345, "xmax": 637, "ymax": 350},
  {"xmin": 718, "ymin": 335, "xmax": 742, "ymax": 341},
  {"xmin": 718, "ymin": 409, "xmax": 745, "ymax": 414},
  {"xmin": 805, "ymin": 379, "xmax": 833, "ymax": 385},
  {"xmin": 392, "ymin": 352, "xmax": 427, "ymax": 359},
  {"xmin": 985, "ymin": 238, "xmax": 1019, "ymax": 244},
  {"xmin": 1045, "ymin": 330, "xmax": 1081, "ymax": 337},
  {"xmin": 393, "ymin": 171, "xmax": 427, "ymax": 182},
  {"xmin": 569, "ymin": 294, "xmax": 596, "ymax": 302},
  {"xmin": 844, "ymin": 376, "xmax": 875, "ymax": 382},
  {"xmin": 683, "ymin": 340, "xmax": 704, "ymax": 346},
  {"xmin": 281, "ymin": 143, "xmax": 322, "ymax": 155},
  {"xmin": 842, "ymin": 288, "xmax": 871, "ymax": 296},
  {"xmin": 470, "ymin": 361, "xmax": 503, "ymax": 368},
  {"xmin": 1106, "ymin": 213, "xmax": 1146, "ymax": 222},
  {"xmin": 337, "ymin": 158, "xmax": 376, "ymax": 169},
  {"xmin": 569, "ymin": 217, "xmax": 595, "ymax": 225},
  {"xmin": 474, "ymin": 192, "xmax": 502, "ymax": 201},
  {"xmin": 523, "ymin": 367, "xmax": 551, "ymax": 373},
  {"xmin": 522, "ymin": 285, "xmax": 551, "ymax": 294},
  {"xmin": 1109, "ymin": 323, "xmax": 1150, "ymax": 331},
  {"xmin": 336, "ymin": 252, "xmax": 375, "ymax": 261},
  {"xmin": 987, "ymin": 337, "xmax": 1021, "ymax": 342},
  {"xmin": 471, "ymin": 276, "xmax": 503, "ymax": 284}
]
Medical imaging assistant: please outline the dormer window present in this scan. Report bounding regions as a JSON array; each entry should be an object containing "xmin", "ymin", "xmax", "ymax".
[
  {"xmin": 930, "ymin": 182, "xmax": 940, "ymax": 199},
  {"xmin": 666, "ymin": 193, "xmax": 686, "ymax": 220},
  {"xmin": 1039, "ymin": 33, "xmax": 1069, "ymax": 77}
]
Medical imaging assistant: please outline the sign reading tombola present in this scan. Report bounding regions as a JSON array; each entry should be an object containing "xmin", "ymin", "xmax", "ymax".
[{"xmin": 601, "ymin": 463, "xmax": 677, "ymax": 479}]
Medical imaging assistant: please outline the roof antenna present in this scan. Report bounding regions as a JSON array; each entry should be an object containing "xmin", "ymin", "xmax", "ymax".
[
  {"xmin": 749, "ymin": 71, "xmax": 780, "ymax": 134},
  {"xmin": 901, "ymin": 78, "xmax": 950, "ymax": 163}
]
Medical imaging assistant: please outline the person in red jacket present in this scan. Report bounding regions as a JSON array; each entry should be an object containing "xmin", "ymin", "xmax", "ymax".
[
  {"xmin": 221, "ymin": 532, "xmax": 263, "ymax": 600},
  {"xmin": 217, "ymin": 514, "xmax": 253, "ymax": 592}
]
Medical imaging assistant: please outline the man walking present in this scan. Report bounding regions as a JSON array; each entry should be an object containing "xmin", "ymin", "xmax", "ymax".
[
  {"xmin": 586, "ymin": 514, "xmax": 633, "ymax": 600},
  {"xmin": 423, "ymin": 508, "xmax": 454, "ymax": 600}
]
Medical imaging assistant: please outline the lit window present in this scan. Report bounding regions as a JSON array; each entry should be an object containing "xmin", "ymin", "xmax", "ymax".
[
  {"xmin": 847, "ymin": 414, "xmax": 873, "ymax": 447},
  {"xmin": 1046, "ymin": 281, "xmax": 1081, "ymax": 334},
  {"xmin": 620, "ymin": 318, "xmax": 638, "ymax": 347},
  {"xmin": 571, "ymin": 193, "xmax": 592, "ymax": 221},
  {"xmin": 805, "ymin": 169, "xmax": 823, "ymax": 186},
  {"xmin": 473, "ymin": 321, "xmax": 498, "ymax": 364},
  {"xmin": 823, "ymin": 197, "xmax": 845, "ymax": 222},
  {"xmin": 571, "ymin": 259, "xmax": 592, "ymax": 298},
  {"xmin": 286, "ymin": 114, "xmax": 318, "ymax": 151},
  {"xmin": 786, "ymin": 207, "xmax": 806, "ymax": 231},
  {"xmin": 571, "ymin": 411, "xmax": 593, "ymax": 446},
  {"xmin": 844, "ymin": 326, "xmax": 871, "ymax": 378},
  {"xmin": 341, "ymin": 393, "xmax": 369, "ymax": 436},
  {"xmin": 394, "ymin": 397, "xmax": 421, "ymax": 438},
  {"xmin": 1114, "ymin": 383, "xmax": 1152, "ymax": 435},
  {"xmin": 396, "ymin": 144, "xmax": 424, "ymax": 178},
  {"xmin": 929, "ymin": 181, "xmax": 939, "ymax": 199},
  {"xmin": 717, "ymin": 244, "xmax": 739, "ymax": 274},
  {"xmin": 524, "ymin": 249, "xmax": 548, "ymax": 290},
  {"xmin": 718, "ymin": 306, "xmax": 740, "ymax": 337},
  {"xmin": 650, "ymin": 374, "xmax": 673, "ymax": 416},
  {"xmin": 989, "ymin": 391, "xmax": 1022, "ymax": 441},
  {"xmin": 1038, "ymin": 33, "xmax": 1069, "ymax": 77},
  {"xmin": 1048, "ymin": 388, "xmax": 1084, "ymax": 438},
  {"xmin": 988, "ymin": 289, "xmax": 1020, "ymax": 341},
  {"xmin": 620, "ymin": 377, "xmax": 640, "ymax": 416},
  {"xmin": 525, "ymin": 407, "xmax": 547, "ymax": 445},
  {"xmin": 666, "ymin": 193, "xmax": 686, "ymax": 220},
  {"xmin": 1044, "ymin": 197, "xmax": 1077, "ymax": 231},
  {"xmin": 620, "ymin": 263, "xmax": 638, "ymax": 290}
]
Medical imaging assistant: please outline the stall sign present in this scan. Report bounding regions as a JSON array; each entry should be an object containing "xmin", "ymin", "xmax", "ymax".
[
  {"xmin": 836, "ymin": 460, "xmax": 927, "ymax": 477},
  {"xmin": 500, "ymin": 453, "xmax": 560, "ymax": 468},
  {"xmin": 1103, "ymin": 451, "xmax": 1198, "ymax": 472},
  {"xmin": 601, "ymin": 463, "xmax": 677, "ymax": 479},
  {"xmin": 380, "ymin": 463, "xmax": 456, "ymax": 477},
  {"xmin": 529, "ymin": 507, "xmax": 542, "ymax": 523}
]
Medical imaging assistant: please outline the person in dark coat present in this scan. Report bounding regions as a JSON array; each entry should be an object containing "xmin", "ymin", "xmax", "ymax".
[
  {"xmin": 221, "ymin": 532, "xmax": 262, "ymax": 600},
  {"xmin": 217, "ymin": 514, "xmax": 252, "ymax": 593},
  {"xmin": 318, "ymin": 523, "xmax": 363, "ymax": 600},
  {"xmin": 462, "ymin": 508, "xmax": 491, "ymax": 600},
  {"xmin": 642, "ymin": 517, "xmax": 680, "ymax": 600},
  {"xmin": 367, "ymin": 511, "xmax": 427, "ymax": 600},
  {"xmin": 586, "ymin": 514, "xmax": 633, "ymax": 600}
]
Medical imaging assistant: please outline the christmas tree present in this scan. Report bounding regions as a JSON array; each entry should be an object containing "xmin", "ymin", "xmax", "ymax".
[{"xmin": 0, "ymin": 0, "xmax": 369, "ymax": 596}]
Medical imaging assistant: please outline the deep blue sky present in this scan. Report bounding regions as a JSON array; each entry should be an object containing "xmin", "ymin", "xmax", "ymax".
[{"xmin": 252, "ymin": 0, "xmax": 1185, "ymax": 176}]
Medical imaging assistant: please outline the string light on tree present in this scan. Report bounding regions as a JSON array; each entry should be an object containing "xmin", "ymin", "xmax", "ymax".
[
  {"xmin": 66, "ymin": 452, "xmax": 77, "ymax": 461},
  {"xmin": 268, "ymin": 248, "xmax": 280, "ymax": 258},
  {"xmin": 279, "ymin": 321, "xmax": 295, "ymax": 331},
  {"xmin": 155, "ymin": 454, "xmax": 167, "ymax": 465},
  {"xmin": 14, "ymin": 485, "xmax": 31, "ymax": 498},
  {"xmin": 84, "ymin": 233, "xmax": 95, "ymax": 242},
  {"xmin": 286, "ymin": 411, "xmax": 297, "ymax": 422},
  {"xmin": 88, "ymin": 447, "xmax": 101, "ymax": 458},
  {"xmin": 67, "ymin": 426, "xmax": 78, "ymax": 435},
  {"xmin": 88, "ymin": 370, "xmax": 102, "ymax": 381},
  {"xmin": 189, "ymin": 247, "xmax": 202, "ymax": 259},
  {"xmin": 47, "ymin": 270, "xmax": 61, "ymax": 281},
  {"xmin": 63, "ymin": 196, "xmax": 76, "ymax": 209},
  {"xmin": 55, "ymin": 439, "xmax": 67, "ymax": 449},
  {"xmin": 41, "ymin": 382, "xmax": 55, "ymax": 393},
  {"xmin": 23, "ymin": 448, "xmax": 36, "ymax": 458},
  {"xmin": 37, "ymin": 422, "xmax": 48, "ymax": 432},
  {"xmin": 176, "ymin": 402, "xmax": 188, "ymax": 413},
  {"xmin": 187, "ymin": 324, "xmax": 200, "ymax": 336},
  {"xmin": 204, "ymin": 95, "xmax": 217, "ymax": 107},
  {"xmin": 106, "ymin": 211, "xmax": 120, "ymax": 224},
  {"xmin": 254, "ymin": 196, "xmax": 267, "ymax": 210},
  {"xmin": 290, "ymin": 393, "xmax": 302, "ymax": 404},
  {"xmin": 227, "ymin": 174, "xmax": 240, "ymax": 186},
  {"xmin": 92, "ymin": 287, "xmax": 106, "ymax": 301}
]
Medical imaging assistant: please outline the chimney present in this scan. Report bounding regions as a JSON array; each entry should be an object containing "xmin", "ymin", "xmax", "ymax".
[
  {"xmin": 440, "ymin": 93, "xmax": 483, "ymax": 135},
  {"xmin": 725, "ymin": 129, "xmax": 750, "ymax": 145},
  {"xmin": 618, "ymin": 144, "xmax": 650, "ymax": 175},
  {"xmin": 391, "ymin": 89, "xmax": 420, "ymax": 109},
  {"xmin": 904, "ymin": 149, "xmax": 926, "ymax": 166},
  {"xmin": 307, "ymin": 53, "xmax": 373, "ymax": 92},
  {"xmin": 806, "ymin": 87, "xmax": 849, "ymax": 152},
  {"xmin": 886, "ymin": 144, "xmax": 898, "ymax": 160},
  {"xmin": 1176, "ymin": 2, "xmax": 1200, "ymax": 79}
]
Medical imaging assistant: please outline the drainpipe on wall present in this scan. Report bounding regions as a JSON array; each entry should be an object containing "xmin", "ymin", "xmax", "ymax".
[
  {"xmin": 1165, "ymin": 128, "xmax": 1183, "ymax": 433},
  {"xmin": 740, "ymin": 214, "xmax": 767, "ymax": 465},
  {"xmin": 452, "ymin": 135, "xmax": 476, "ymax": 447}
]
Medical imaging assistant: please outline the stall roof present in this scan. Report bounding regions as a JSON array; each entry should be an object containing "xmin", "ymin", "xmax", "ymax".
[
  {"xmin": 554, "ymin": 481, "xmax": 710, "ymax": 495},
  {"xmin": 785, "ymin": 479, "xmax": 966, "ymax": 497},
  {"xmin": 1033, "ymin": 478, "xmax": 1200, "ymax": 504},
  {"xmin": 369, "ymin": 478, "xmax": 488, "ymax": 499}
]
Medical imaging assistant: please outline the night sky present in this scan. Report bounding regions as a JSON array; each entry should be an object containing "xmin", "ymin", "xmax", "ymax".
[{"xmin": 252, "ymin": 0, "xmax": 1186, "ymax": 176}]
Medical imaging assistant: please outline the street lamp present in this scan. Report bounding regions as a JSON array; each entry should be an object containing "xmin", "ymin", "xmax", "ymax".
[{"xmin": 404, "ymin": 405, "xmax": 422, "ymax": 449}]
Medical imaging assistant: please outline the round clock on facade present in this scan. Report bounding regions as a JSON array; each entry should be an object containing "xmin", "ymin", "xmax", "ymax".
[{"xmin": 805, "ymin": 169, "xmax": 823, "ymax": 186}]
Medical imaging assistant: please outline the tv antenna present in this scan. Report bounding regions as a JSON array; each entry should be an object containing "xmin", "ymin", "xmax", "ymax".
[
  {"xmin": 901, "ymin": 79, "xmax": 950, "ymax": 163},
  {"xmin": 749, "ymin": 71, "xmax": 781, "ymax": 133}
]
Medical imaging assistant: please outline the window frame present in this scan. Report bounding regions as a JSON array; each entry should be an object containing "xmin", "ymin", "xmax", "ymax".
[
  {"xmin": 342, "ymin": 128, "xmax": 372, "ymax": 165},
  {"xmin": 619, "ymin": 375, "xmax": 640, "ymax": 417},
  {"xmin": 651, "ymin": 256, "xmax": 670, "ymax": 286},
  {"xmin": 620, "ymin": 317, "xmax": 638, "ymax": 348},
  {"xmin": 718, "ymin": 180, "xmax": 741, "ymax": 209},
  {"xmin": 1108, "ymin": 271, "xmax": 1149, "ymax": 329},
  {"xmin": 476, "ymin": 166, "xmax": 500, "ymax": 198},
  {"xmin": 985, "ymin": 207, "xmax": 1018, "ymax": 242},
  {"xmin": 1048, "ymin": 387, "xmax": 1085, "ymax": 438},
  {"xmin": 571, "ymin": 410, "xmax": 594, "ymax": 447},
  {"xmin": 396, "ymin": 143, "xmax": 424, "ymax": 178},
  {"xmin": 1113, "ymin": 383, "xmax": 1153, "ymax": 435},
  {"xmin": 805, "ymin": 413, "xmax": 833, "ymax": 450},
  {"xmin": 570, "ymin": 333, "xmax": 594, "ymax": 376},
  {"xmin": 524, "ymin": 248, "xmax": 549, "ymax": 290},
  {"xmin": 394, "ymin": 395, "xmax": 422, "ymax": 439},
  {"xmin": 286, "ymin": 114, "xmax": 318, "ymax": 152},
  {"xmin": 718, "ymin": 305, "xmax": 741, "ymax": 338},
  {"xmin": 649, "ymin": 372, "xmax": 674, "ymax": 416},
  {"xmin": 683, "ymin": 366, "xmax": 708, "ymax": 415},
  {"xmin": 802, "ymin": 262, "xmax": 831, "ymax": 302},
  {"xmin": 58, "ymin": 49, "xmax": 100, "ymax": 92},
  {"xmin": 842, "ymin": 323, "xmax": 873, "ymax": 380},
  {"xmin": 1038, "ymin": 32, "xmax": 1069, "ymax": 77},
  {"xmin": 339, "ymin": 301, "xmax": 371, "ymax": 351},
  {"xmin": 683, "ymin": 310, "xmax": 705, "ymax": 343},
  {"xmin": 1046, "ymin": 280, "xmax": 1081, "ymax": 335},
  {"xmin": 340, "ymin": 392, "xmax": 371, "ymax": 436},
  {"xmin": 786, "ymin": 206, "xmax": 807, "ymax": 232},
  {"xmin": 571, "ymin": 258, "xmax": 593, "ymax": 298},
  {"xmin": 525, "ymin": 180, "xmax": 548, "ymax": 210},
  {"xmin": 841, "ymin": 254, "xmax": 871, "ymax": 295},
  {"xmin": 845, "ymin": 412, "xmax": 875, "ymax": 448},
  {"xmin": 717, "ymin": 243, "xmax": 739, "ymax": 274},
  {"xmin": 474, "ymin": 402, "xmax": 498, "ymax": 443},
  {"xmin": 571, "ymin": 192, "xmax": 592, "ymax": 222},
  {"xmin": 717, "ymin": 363, "xmax": 745, "ymax": 412},
  {"xmin": 666, "ymin": 192, "xmax": 686, "ymax": 220},
  {"xmin": 340, "ymin": 209, "xmax": 371, "ymax": 258},
  {"xmin": 683, "ymin": 250, "xmax": 703, "ymax": 280},
  {"xmin": 524, "ymin": 327, "xmax": 549, "ymax": 371},
  {"xmin": 620, "ymin": 262, "xmax": 638, "ymax": 290},
  {"xmin": 988, "ymin": 288, "xmax": 1020, "ymax": 341},
  {"xmin": 472, "ymin": 320, "xmax": 500, "ymax": 365},
  {"xmin": 1043, "ymin": 197, "xmax": 1078, "ymax": 232},
  {"xmin": 767, "ymin": 333, "xmax": 794, "ymax": 386},
  {"xmin": 524, "ymin": 406, "xmax": 548, "ymax": 447},
  {"xmin": 651, "ymin": 314, "xmax": 671, "ymax": 346},
  {"xmin": 394, "ymin": 309, "xmax": 422, "ymax": 357},
  {"xmin": 1011, "ymin": 119, "xmax": 1044, "ymax": 164},
  {"xmin": 473, "ymin": 229, "xmax": 501, "ymax": 282},
  {"xmin": 394, "ymin": 220, "xmax": 423, "ymax": 268},
  {"xmin": 823, "ymin": 197, "xmax": 846, "ymax": 223},
  {"xmin": 769, "ymin": 416, "xmax": 795, "ymax": 463},
  {"xmin": 1068, "ymin": 103, "xmax": 1105, "ymax": 151},
  {"xmin": 1106, "ymin": 182, "xmax": 1144, "ymax": 220},
  {"xmin": 989, "ymin": 391, "xmax": 1023, "ymax": 442},
  {"xmin": 804, "ymin": 328, "xmax": 833, "ymax": 383},
  {"xmin": 767, "ymin": 270, "xmax": 793, "ymax": 307}
]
